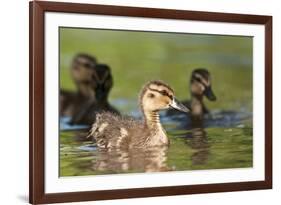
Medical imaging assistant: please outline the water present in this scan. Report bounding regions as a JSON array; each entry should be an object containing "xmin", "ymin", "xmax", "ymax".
[{"xmin": 59, "ymin": 100, "xmax": 252, "ymax": 177}]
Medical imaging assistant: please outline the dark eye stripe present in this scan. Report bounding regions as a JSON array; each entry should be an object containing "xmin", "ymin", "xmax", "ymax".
[
  {"xmin": 195, "ymin": 77, "xmax": 202, "ymax": 82},
  {"xmin": 193, "ymin": 77, "xmax": 209, "ymax": 88},
  {"xmin": 194, "ymin": 73, "xmax": 210, "ymax": 87},
  {"xmin": 148, "ymin": 88, "xmax": 173, "ymax": 100}
]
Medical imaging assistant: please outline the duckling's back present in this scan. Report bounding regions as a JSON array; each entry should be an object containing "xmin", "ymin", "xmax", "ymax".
[{"xmin": 89, "ymin": 112, "xmax": 145, "ymax": 149}]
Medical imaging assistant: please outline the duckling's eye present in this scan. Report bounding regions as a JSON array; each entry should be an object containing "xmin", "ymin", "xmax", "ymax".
[
  {"xmin": 148, "ymin": 93, "xmax": 155, "ymax": 98},
  {"xmin": 195, "ymin": 77, "xmax": 202, "ymax": 82},
  {"xmin": 83, "ymin": 63, "xmax": 92, "ymax": 68}
]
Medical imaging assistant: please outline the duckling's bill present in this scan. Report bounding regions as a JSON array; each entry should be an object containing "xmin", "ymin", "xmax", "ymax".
[
  {"xmin": 204, "ymin": 86, "xmax": 217, "ymax": 101},
  {"xmin": 169, "ymin": 98, "xmax": 189, "ymax": 113}
]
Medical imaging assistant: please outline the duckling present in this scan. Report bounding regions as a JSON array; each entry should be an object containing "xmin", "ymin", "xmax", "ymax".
[
  {"xmin": 60, "ymin": 54, "xmax": 119, "ymax": 125},
  {"xmin": 60, "ymin": 53, "xmax": 97, "ymax": 117},
  {"xmin": 88, "ymin": 80, "xmax": 189, "ymax": 149},
  {"xmin": 70, "ymin": 64, "xmax": 119, "ymax": 125},
  {"xmin": 189, "ymin": 68, "xmax": 216, "ymax": 119},
  {"xmin": 167, "ymin": 68, "xmax": 216, "ymax": 120}
]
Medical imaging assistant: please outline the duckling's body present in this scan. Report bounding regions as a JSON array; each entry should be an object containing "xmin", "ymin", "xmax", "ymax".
[
  {"xmin": 88, "ymin": 80, "xmax": 189, "ymax": 149},
  {"xmin": 60, "ymin": 54, "xmax": 119, "ymax": 125},
  {"xmin": 167, "ymin": 68, "xmax": 216, "ymax": 120},
  {"xmin": 91, "ymin": 112, "xmax": 167, "ymax": 149}
]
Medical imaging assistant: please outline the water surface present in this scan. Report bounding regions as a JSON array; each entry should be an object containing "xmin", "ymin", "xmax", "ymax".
[{"xmin": 60, "ymin": 104, "xmax": 252, "ymax": 176}]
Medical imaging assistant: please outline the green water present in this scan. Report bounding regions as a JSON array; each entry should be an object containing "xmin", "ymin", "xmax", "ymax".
[{"xmin": 59, "ymin": 28, "xmax": 253, "ymax": 176}]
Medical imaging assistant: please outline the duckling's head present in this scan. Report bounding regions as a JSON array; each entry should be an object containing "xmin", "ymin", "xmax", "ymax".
[
  {"xmin": 190, "ymin": 68, "xmax": 216, "ymax": 101},
  {"xmin": 71, "ymin": 53, "xmax": 97, "ymax": 84},
  {"xmin": 92, "ymin": 64, "xmax": 113, "ymax": 101},
  {"xmin": 140, "ymin": 80, "xmax": 189, "ymax": 113}
]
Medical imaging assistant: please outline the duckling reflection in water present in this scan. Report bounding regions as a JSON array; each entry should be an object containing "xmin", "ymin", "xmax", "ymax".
[
  {"xmin": 60, "ymin": 53, "xmax": 119, "ymax": 125},
  {"xmin": 188, "ymin": 122, "xmax": 210, "ymax": 166},
  {"xmin": 88, "ymin": 80, "xmax": 189, "ymax": 150},
  {"xmin": 167, "ymin": 68, "xmax": 216, "ymax": 120},
  {"xmin": 93, "ymin": 146, "xmax": 170, "ymax": 173}
]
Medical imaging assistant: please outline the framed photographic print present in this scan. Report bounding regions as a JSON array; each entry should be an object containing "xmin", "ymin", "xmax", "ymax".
[{"xmin": 29, "ymin": 1, "xmax": 272, "ymax": 204}]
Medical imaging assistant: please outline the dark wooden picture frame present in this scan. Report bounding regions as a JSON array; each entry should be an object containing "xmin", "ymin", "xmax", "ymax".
[{"xmin": 29, "ymin": 1, "xmax": 272, "ymax": 204}]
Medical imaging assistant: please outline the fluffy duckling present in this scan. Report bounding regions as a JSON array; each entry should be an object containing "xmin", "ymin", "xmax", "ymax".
[
  {"xmin": 167, "ymin": 68, "xmax": 216, "ymax": 120},
  {"xmin": 60, "ymin": 54, "xmax": 118, "ymax": 125},
  {"xmin": 70, "ymin": 64, "xmax": 119, "ymax": 125},
  {"xmin": 60, "ymin": 53, "xmax": 97, "ymax": 117},
  {"xmin": 88, "ymin": 80, "xmax": 189, "ymax": 149},
  {"xmin": 189, "ymin": 68, "xmax": 216, "ymax": 119}
]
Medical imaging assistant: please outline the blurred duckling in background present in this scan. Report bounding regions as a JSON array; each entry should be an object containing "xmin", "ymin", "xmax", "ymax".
[
  {"xmin": 60, "ymin": 53, "xmax": 97, "ymax": 117},
  {"xmin": 167, "ymin": 68, "xmax": 216, "ymax": 120},
  {"xmin": 87, "ymin": 80, "xmax": 189, "ymax": 149},
  {"xmin": 70, "ymin": 63, "xmax": 119, "ymax": 125},
  {"xmin": 60, "ymin": 53, "xmax": 119, "ymax": 125},
  {"xmin": 189, "ymin": 68, "xmax": 216, "ymax": 119}
]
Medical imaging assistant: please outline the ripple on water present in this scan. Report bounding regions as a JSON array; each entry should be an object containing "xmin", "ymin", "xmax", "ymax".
[
  {"xmin": 60, "ymin": 116, "xmax": 89, "ymax": 131},
  {"xmin": 78, "ymin": 144, "xmax": 97, "ymax": 151},
  {"xmin": 166, "ymin": 108, "xmax": 252, "ymax": 129}
]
